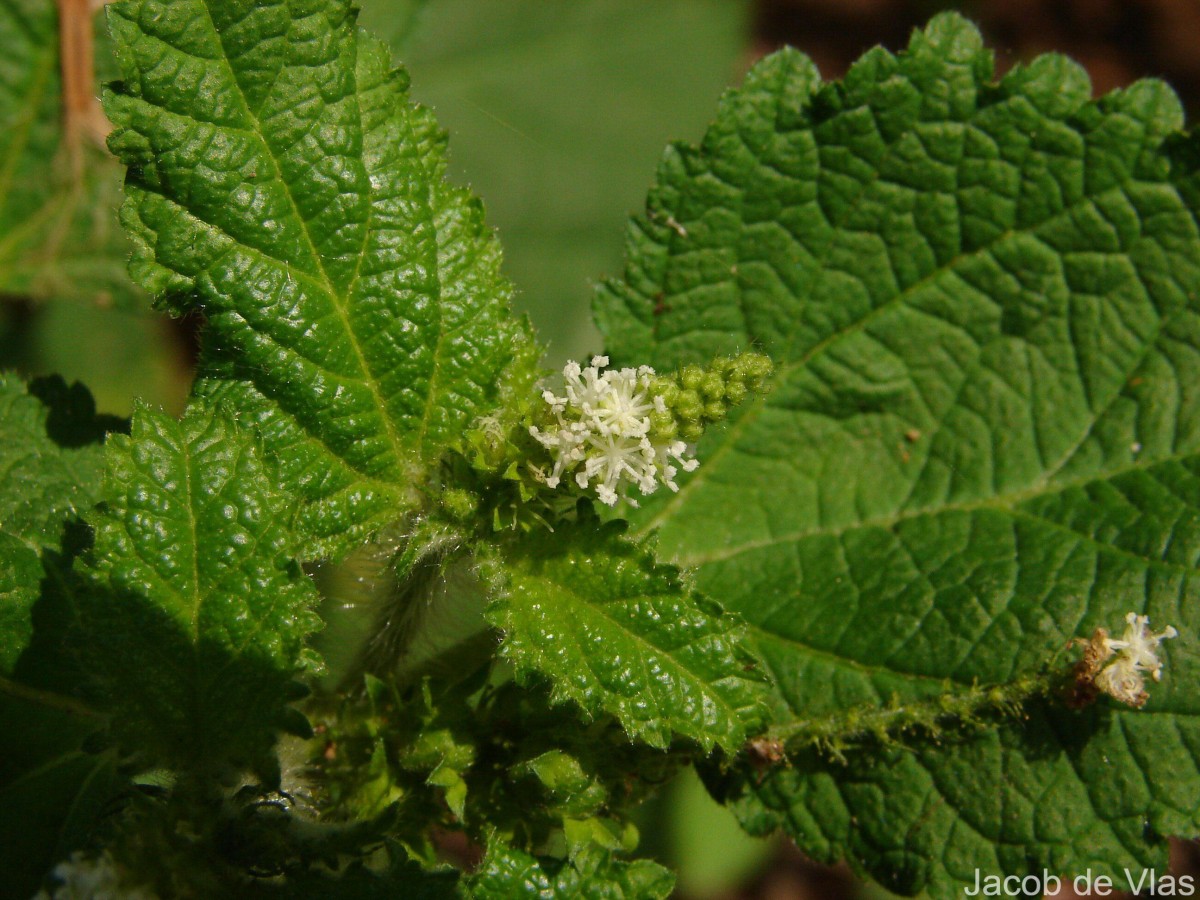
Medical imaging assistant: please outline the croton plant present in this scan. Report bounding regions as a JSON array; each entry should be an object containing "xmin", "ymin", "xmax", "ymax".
[{"xmin": 3, "ymin": 2, "xmax": 1200, "ymax": 898}]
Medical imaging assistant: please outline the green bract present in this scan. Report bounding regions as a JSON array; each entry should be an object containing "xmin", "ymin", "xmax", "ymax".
[{"xmin": 3, "ymin": 2, "xmax": 1200, "ymax": 896}]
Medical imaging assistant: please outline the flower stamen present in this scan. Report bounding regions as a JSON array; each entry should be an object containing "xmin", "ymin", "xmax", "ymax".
[{"xmin": 529, "ymin": 357, "xmax": 697, "ymax": 506}]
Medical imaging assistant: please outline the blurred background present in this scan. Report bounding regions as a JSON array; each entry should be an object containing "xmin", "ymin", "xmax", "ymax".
[{"xmin": 2, "ymin": 0, "xmax": 1198, "ymax": 896}]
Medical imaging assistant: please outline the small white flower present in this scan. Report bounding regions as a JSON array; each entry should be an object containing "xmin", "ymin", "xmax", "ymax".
[
  {"xmin": 654, "ymin": 439, "xmax": 700, "ymax": 492},
  {"xmin": 1090, "ymin": 612, "xmax": 1178, "ymax": 707},
  {"xmin": 529, "ymin": 357, "xmax": 697, "ymax": 506},
  {"xmin": 1103, "ymin": 612, "xmax": 1177, "ymax": 683},
  {"xmin": 1094, "ymin": 658, "xmax": 1149, "ymax": 708},
  {"xmin": 528, "ymin": 420, "xmax": 587, "ymax": 489},
  {"xmin": 591, "ymin": 366, "xmax": 655, "ymax": 438},
  {"xmin": 560, "ymin": 356, "xmax": 608, "ymax": 413}
]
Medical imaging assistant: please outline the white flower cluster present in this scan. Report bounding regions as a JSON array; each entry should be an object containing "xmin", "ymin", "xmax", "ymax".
[
  {"xmin": 1094, "ymin": 612, "xmax": 1178, "ymax": 707},
  {"xmin": 529, "ymin": 356, "xmax": 697, "ymax": 506},
  {"xmin": 34, "ymin": 851, "xmax": 158, "ymax": 900}
]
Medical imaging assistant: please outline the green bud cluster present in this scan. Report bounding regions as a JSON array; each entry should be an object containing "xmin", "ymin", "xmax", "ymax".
[{"xmin": 649, "ymin": 352, "xmax": 773, "ymax": 443}]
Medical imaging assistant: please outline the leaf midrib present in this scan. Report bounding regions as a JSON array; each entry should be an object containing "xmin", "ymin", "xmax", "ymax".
[
  {"xmin": 195, "ymin": 2, "xmax": 409, "ymax": 475},
  {"xmin": 175, "ymin": 421, "xmax": 202, "ymax": 644},
  {"xmin": 675, "ymin": 449, "xmax": 1200, "ymax": 569},
  {"xmin": 508, "ymin": 567, "xmax": 748, "ymax": 742},
  {"xmin": 638, "ymin": 175, "xmax": 1190, "ymax": 546},
  {"xmin": 632, "ymin": 57, "xmax": 1189, "ymax": 536}
]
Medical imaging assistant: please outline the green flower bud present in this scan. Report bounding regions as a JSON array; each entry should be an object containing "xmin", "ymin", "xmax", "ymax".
[
  {"xmin": 679, "ymin": 365, "xmax": 704, "ymax": 391},
  {"xmin": 675, "ymin": 390, "xmax": 703, "ymax": 420},
  {"xmin": 651, "ymin": 351, "xmax": 773, "ymax": 443},
  {"xmin": 700, "ymin": 372, "xmax": 725, "ymax": 401}
]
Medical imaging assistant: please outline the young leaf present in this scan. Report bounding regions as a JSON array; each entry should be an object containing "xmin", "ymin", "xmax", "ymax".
[
  {"xmin": 512, "ymin": 750, "xmax": 609, "ymax": 820},
  {"xmin": 597, "ymin": 12, "xmax": 1200, "ymax": 897},
  {"xmin": 79, "ymin": 400, "xmax": 320, "ymax": 776},
  {"xmin": 465, "ymin": 842, "xmax": 674, "ymax": 900},
  {"xmin": 103, "ymin": 0, "xmax": 536, "ymax": 557},
  {"xmin": 482, "ymin": 520, "xmax": 767, "ymax": 753}
]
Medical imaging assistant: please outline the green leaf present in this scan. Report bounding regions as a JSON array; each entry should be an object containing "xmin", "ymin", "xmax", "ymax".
[
  {"xmin": 0, "ymin": 374, "xmax": 116, "ymax": 552},
  {"xmin": 512, "ymin": 750, "xmax": 608, "ymax": 820},
  {"xmin": 561, "ymin": 817, "xmax": 637, "ymax": 858},
  {"xmin": 466, "ymin": 842, "xmax": 674, "ymax": 900},
  {"xmin": 103, "ymin": 0, "xmax": 535, "ymax": 557},
  {"xmin": 361, "ymin": 0, "xmax": 751, "ymax": 364},
  {"xmin": 482, "ymin": 519, "xmax": 767, "ymax": 753},
  {"xmin": 401, "ymin": 698, "xmax": 476, "ymax": 822},
  {"xmin": 1, "ymin": 533, "xmax": 117, "ymax": 899},
  {"xmin": 0, "ymin": 533, "xmax": 41, "ymax": 673},
  {"xmin": 325, "ymin": 671, "xmax": 684, "ymax": 859},
  {"xmin": 0, "ymin": 0, "xmax": 142, "ymax": 308},
  {"xmin": 79, "ymin": 400, "xmax": 321, "ymax": 775},
  {"xmin": 597, "ymin": 12, "xmax": 1200, "ymax": 897},
  {"xmin": 0, "ymin": 536, "xmax": 113, "ymax": 894},
  {"xmin": 0, "ymin": 375, "xmax": 117, "ymax": 887},
  {"xmin": 0, "ymin": 734, "xmax": 118, "ymax": 900},
  {"xmin": 0, "ymin": 374, "xmax": 119, "ymax": 673}
]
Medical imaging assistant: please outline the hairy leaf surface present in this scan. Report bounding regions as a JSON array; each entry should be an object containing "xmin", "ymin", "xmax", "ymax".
[
  {"xmin": 0, "ymin": 376, "xmax": 123, "ymax": 893},
  {"xmin": 597, "ymin": 14, "xmax": 1200, "ymax": 897},
  {"xmin": 0, "ymin": 374, "xmax": 115, "ymax": 553},
  {"xmin": 80, "ymin": 401, "xmax": 320, "ymax": 774},
  {"xmin": 0, "ymin": 374, "xmax": 119, "ymax": 673},
  {"xmin": 483, "ymin": 521, "xmax": 767, "ymax": 753},
  {"xmin": 104, "ymin": 0, "xmax": 535, "ymax": 556},
  {"xmin": 0, "ymin": 534, "xmax": 41, "ymax": 674}
]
